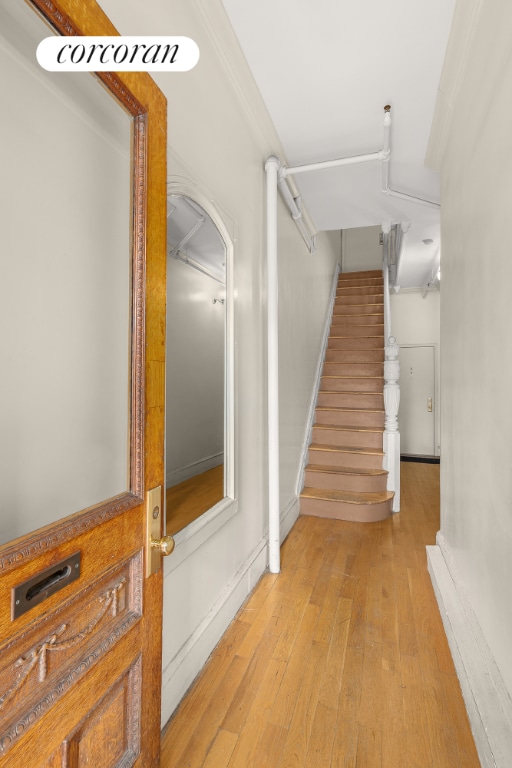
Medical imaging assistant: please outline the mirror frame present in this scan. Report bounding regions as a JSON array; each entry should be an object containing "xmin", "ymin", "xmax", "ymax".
[{"xmin": 166, "ymin": 180, "xmax": 237, "ymax": 549}]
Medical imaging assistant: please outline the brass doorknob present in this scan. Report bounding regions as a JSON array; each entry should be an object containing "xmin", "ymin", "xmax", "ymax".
[{"xmin": 151, "ymin": 535, "xmax": 175, "ymax": 557}]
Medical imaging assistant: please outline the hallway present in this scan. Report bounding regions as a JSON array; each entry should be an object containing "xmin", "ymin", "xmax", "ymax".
[{"xmin": 161, "ymin": 462, "xmax": 480, "ymax": 767}]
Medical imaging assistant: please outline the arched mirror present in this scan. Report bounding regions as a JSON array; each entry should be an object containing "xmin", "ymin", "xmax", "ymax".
[{"xmin": 165, "ymin": 195, "xmax": 233, "ymax": 535}]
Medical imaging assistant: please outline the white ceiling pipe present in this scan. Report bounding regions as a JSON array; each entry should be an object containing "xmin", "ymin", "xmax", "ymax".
[
  {"xmin": 422, "ymin": 246, "xmax": 441, "ymax": 297},
  {"xmin": 384, "ymin": 188, "xmax": 440, "ymax": 209},
  {"xmin": 283, "ymin": 151, "xmax": 382, "ymax": 178},
  {"xmin": 394, "ymin": 221, "xmax": 411, "ymax": 291},
  {"xmin": 265, "ymin": 156, "xmax": 281, "ymax": 575},
  {"xmin": 277, "ymin": 172, "xmax": 316, "ymax": 252},
  {"xmin": 381, "ymin": 222, "xmax": 392, "ymax": 343},
  {"xmin": 168, "ymin": 216, "xmax": 204, "ymax": 259}
]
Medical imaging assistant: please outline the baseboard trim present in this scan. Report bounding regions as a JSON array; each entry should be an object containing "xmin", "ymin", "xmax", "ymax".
[
  {"xmin": 161, "ymin": 537, "xmax": 267, "ymax": 728},
  {"xmin": 427, "ymin": 537, "xmax": 512, "ymax": 767},
  {"xmin": 280, "ymin": 495, "xmax": 299, "ymax": 543},
  {"xmin": 166, "ymin": 453, "xmax": 223, "ymax": 488}
]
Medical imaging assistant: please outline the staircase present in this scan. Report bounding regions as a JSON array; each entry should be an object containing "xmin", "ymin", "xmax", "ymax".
[{"xmin": 300, "ymin": 269, "xmax": 394, "ymax": 522}]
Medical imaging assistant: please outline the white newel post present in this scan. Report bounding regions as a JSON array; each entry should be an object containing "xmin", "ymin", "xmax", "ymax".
[{"xmin": 383, "ymin": 336, "xmax": 400, "ymax": 512}]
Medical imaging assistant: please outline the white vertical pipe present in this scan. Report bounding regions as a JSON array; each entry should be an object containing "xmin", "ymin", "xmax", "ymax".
[
  {"xmin": 265, "ymin": 156, "xmax": 281, "ymax": 574},
  {"xmin": 394, "ymin": 221, "xmax": 411, "ymax": 290},
  {"xmin": 381, "ymin": 222, "xmax": 391, "ymax": 343},
  {"xmin": 381, "ymin": 106, "xmax": 391, "ymax": 193}
]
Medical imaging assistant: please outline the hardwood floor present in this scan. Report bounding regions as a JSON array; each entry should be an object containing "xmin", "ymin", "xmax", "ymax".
[
  {"xmin": 161, "ymin": 462, "xmax": 481, "ymax": 767},
  {"xmin": 166, "ymin": 465, "xmax": 224, "ymax": 535}
]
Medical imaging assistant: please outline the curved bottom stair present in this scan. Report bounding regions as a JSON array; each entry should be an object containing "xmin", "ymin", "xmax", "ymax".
[
  {"xmin": 301, "ymin": 488, "xmax": 394, "ymax": 522},
  {"xmin": 300, "ymin": 270, "xmax": 394, "ymax": 523}
]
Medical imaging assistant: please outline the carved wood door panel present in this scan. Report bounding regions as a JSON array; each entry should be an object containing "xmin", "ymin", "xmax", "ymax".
[{"xmin": 0, "ymin": 1, "xmax": 167, "ymax": 766}]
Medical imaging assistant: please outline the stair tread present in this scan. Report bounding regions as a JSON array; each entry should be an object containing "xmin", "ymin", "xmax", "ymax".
[
  {"xmin": 337, "ymin": 285, "xmax": 383, "ymax": 290},
  {"xmin": 323, "ymin": 365, "xmax": 384, "ymax": 369},
  {"xmin": 306, "ymin": 463, "xmax": 387, "ymax": 476},
  {"xmin": 329, "ymin": 332, "xmax": 382, "ymax": 336},
  {"xmin": 310, "ymin": 443, "xmax": 385, "ymax": 456},
  {"xmin": 316, "ymin": 406, "xmax": 385, "ymax": 413},
  {"xmin": 319, "ymin": 390, "xmax": 384, "ymax": 395},
  {"xmin": 301, "ymin": 487, "xmax": 394, "ymax": 504},
  {"xmin": 313, "ymin": 424, "xmax": 384, "ymax": 434},
  {"xmin": 321, "ymin": 375, "xmax": 384, "ymax": 380}
]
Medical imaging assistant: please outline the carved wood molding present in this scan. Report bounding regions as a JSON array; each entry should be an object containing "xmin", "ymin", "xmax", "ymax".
[
  {"xmin": 0, "ymin": 494, "xmax": 141, "ymax": 573},
  {"xmin": 61, "ymin": 656, "xmax": 142, "ymax": 768},
  {"xmin": 131, "ymin": 114, "xmax": 147, "ymax": 498},
  {"xmin": 29, "ymin": 0, "xmax": 146, "ymax": 117},
  {"xmin": 0, "ymin": 581, "xmax": 126, "ymax": 712},
  {"xmin": 0, "ymin": 610, "xmax": 139, "ymax": 756}
]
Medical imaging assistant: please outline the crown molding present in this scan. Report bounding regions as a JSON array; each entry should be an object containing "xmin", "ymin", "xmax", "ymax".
[{"xmin": 426, "ymin": 0, "xmax": 484, "ymax": 171}]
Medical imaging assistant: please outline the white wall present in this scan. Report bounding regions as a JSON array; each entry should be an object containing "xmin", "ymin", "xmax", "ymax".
[
  {"xmin": 341, "ymin": 225, "xmax": 382, "ymax": 272},
  {"xmin": 166, "ymin": 257, "xmax": 225, "ymax": 487},
  {"xmin": 101, "ymin": 0, "xmax": 341, "ymax": 725},
  {"xmin": 426, "ymin": 0, "xmax": 512, "ymax": 762},
  {"xmin": 390, "ymin": 290, "xmax": 440, "ymax": 455}
]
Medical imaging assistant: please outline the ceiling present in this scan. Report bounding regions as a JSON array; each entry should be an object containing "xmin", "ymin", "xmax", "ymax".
[
  {"xmin": 167, "ymin": 195, "xmax": 226, "ymax": 284},
  {"xmin": 221, "ymin": 0, "xmax": 456, "ymax": 289}
]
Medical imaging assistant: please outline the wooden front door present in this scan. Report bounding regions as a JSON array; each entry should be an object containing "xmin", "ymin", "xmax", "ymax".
[{"xmin": 0, "ymin": 1, "xmax": 168, "ymax": 766}]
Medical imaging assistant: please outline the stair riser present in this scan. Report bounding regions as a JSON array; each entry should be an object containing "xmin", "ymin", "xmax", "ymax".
[
  {"xmin": 312, "ymin": 427, "xmax": 383, "ymax": 449},
  {"xmin": 325, "ymin": 349, "xmax": 384, "ymax": 362},
  {"xmin": 304, "ymin": 469, "xmax": 388, "ymax": 493},
  {"xmin": 308, "ymin": 448, "xmax": 383, "ymax": 470},
  {"xmin": 331, "ymin": 314, "xmax": 383, "ymax": 326},
  {"xmin": 328, "ymin": 337, "xmax": 384, "ymax": 351},
  {"xmin": 323, "ymin": 362, "xmax": 383, "ymax": 377},
  {"xmin": 317, "ymin": 391, "xmax": 384, "ymax": 409},
  {"xmin": 332, "ymin": 304, "xmax": 384, "ymax": 315},
  {"xmin": 335, "ymin": 294, "xmax": 384, "ymax": 306},
  {"xmin": 337, "ymin": 278, "xmax": 383, "ymax": 288},
  {"xmin": 300, "ymin": 496, "xmax": 392, "ymax": 522},
  {"xmin": 320, "ymin": 377, "xmax": 383, "ymax": 393},
  {"xmin": 339, "ymin": 270, "xmax": 382, "ymax": 279},
  {"xmin": 336, "ymin": 286, "xmax": 383, "ymax": 297},
  {"xmin": 330, "ymin": 325, "xmax": 384, "ymax": 338},
  {"xmin": 315, "ymin": 409, "xmax": 385, "ymax": 429}
]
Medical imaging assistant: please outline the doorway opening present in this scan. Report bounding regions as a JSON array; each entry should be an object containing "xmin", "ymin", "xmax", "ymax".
[{"xmin": 399, "ymin": 344, "xmax": 436, "ymax": 459}]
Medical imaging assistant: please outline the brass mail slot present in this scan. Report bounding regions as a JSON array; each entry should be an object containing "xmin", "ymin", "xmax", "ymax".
[{"xmin": 12, "ymin": 551, "xmax": 81, "ymax": 620}]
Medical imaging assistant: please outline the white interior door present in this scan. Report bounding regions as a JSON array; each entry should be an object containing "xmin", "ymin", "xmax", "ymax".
[{"xmin": 399, "ymin": 345, "xmax": 435, "ymax": 456}]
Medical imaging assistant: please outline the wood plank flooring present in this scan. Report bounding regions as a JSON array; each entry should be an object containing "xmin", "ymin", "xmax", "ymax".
[
  {"xmin": 161, "ymin": 461, "xmax": 481, "ymax": 767},
  {"xmin": 166, "ymin": 465, "xmax": 224, "ymax": 535}
]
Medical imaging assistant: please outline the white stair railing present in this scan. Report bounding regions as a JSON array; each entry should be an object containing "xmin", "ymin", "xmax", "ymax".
[{"xmin": 382, "ymin": 223, "xmax": 401, "ymax": 512}]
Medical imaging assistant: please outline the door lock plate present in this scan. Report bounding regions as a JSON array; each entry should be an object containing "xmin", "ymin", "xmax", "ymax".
[
  {"xmin": 146, "ymin": 486, "xmax": 162, "ymax": 577},
  {"xmin": 146, "ymin": 486, "xmax": 175, "ymax": 577}
]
